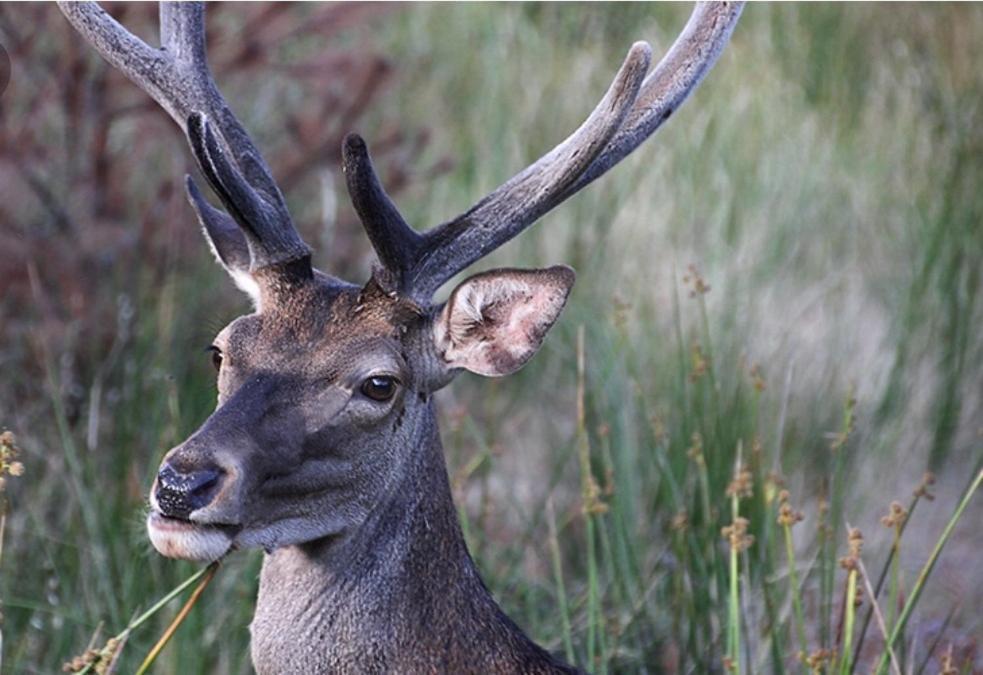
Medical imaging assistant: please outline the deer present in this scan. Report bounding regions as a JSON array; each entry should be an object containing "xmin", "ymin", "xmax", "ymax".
[{"xmin": 59, "ymin": 2, "xmax": 742, "ymax": 672}]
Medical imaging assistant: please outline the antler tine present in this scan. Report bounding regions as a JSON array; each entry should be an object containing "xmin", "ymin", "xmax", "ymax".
[
  {"xmin": 406, "ymin": 2, "xmax": 743, "ymax": 301},
  {"xmin": 342, "ymin": 133, "xmax": 423, "ymax": 287},
  {"xmin": 406, "ymin": 40, "xmax": 653, "ymax": 300},
  {"xmin": 58, "ymin": 1, "xmax": 311, "ymax": 274},
  {"xmin": 565, "ymin": 1, "xmax": 744, "ymax": 196}
]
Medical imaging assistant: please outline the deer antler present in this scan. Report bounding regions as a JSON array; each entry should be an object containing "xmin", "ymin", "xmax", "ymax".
[
  {"xmin": 61, "ymin": 2, "xmax": 741, "ymax": 300},
  {"xmin": 57, "ymin": 2, "xmax": 311, "ymax": 274},
  {"xmin": 345, "ymin": 2, "xmax": 743, "ymax": 301},
  {"xmin": 342, "ymin": 133, "xmax": 424, "ymax": 278}
]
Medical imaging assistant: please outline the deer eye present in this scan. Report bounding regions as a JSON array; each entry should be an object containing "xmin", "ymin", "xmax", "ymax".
[
  {"xmin": 205, "ymin": 345, "xmax": 223, "ymax": 372},
  {"xmin": 360, "ymin": 375, "xmax": 398, "ymax": 402}
]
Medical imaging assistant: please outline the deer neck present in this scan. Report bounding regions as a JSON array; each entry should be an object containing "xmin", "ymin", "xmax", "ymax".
[{"xmin": 249, "ymin": 403, "xmax": 571, "ymax": 674}]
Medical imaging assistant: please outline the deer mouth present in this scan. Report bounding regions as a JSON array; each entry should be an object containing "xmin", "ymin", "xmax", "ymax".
[{"xmin": 147, "ymin": 511, "xmax": 238, "ymax": 562}]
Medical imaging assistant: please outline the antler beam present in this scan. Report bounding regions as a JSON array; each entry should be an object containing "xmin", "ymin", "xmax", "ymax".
[
  {"xmin": 58, "ymin": 1, "xmax": 311, "ymax": 273},
  {"xmin": 62, "ymin": 1, "xmax": 743, "ymax": 301},
  {"xmin": 353, "ymin": 1, "xmax": 743, "ymax": 302}
]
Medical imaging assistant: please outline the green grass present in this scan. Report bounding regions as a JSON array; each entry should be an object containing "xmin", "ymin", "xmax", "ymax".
[{"xmin": 2, "ymin": 4, "xmax": 982, "ymax": 673}]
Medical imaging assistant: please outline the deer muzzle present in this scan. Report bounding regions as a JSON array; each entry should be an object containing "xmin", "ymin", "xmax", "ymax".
[{"xmin": 148, "ymin": 462, "xmax": 239, "ymax": 561}]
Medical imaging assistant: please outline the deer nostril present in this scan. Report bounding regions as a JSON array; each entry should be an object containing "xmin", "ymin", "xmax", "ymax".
[{"xmin": 155, "ymin": 463, "xmax": 224, "ymax": 520}]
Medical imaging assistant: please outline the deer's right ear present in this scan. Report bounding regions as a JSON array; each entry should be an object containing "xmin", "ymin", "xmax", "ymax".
[
  {"xmin": 185, "ymin": 176, "xmax": 261, "ymax": 305},
  {"xmin": 433, "ymin": 266, "xmax": 575, "ymax": 378}
]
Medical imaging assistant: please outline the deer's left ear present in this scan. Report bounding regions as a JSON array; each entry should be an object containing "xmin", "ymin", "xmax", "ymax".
[{"xmin": 433, "ymin": 266, "xmax": 575, "ymax": 377}]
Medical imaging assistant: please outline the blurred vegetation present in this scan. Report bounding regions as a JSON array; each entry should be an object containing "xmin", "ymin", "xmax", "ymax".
[{"xmin": 1, "ymin": 3, "xmax": 981, "ymax": 673}]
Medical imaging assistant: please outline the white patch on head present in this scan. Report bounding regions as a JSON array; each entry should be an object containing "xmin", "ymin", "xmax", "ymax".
[
  {"xmin": 434, "ymin": 266, "xmax": 575, "ymax": 377},
  {"xmin": 230, "ymin": 269, "xmax": 262, "ymax": 311},
  {"xmin": 202, "ymin": 233, "xmax": 262, "ymax": 310}
]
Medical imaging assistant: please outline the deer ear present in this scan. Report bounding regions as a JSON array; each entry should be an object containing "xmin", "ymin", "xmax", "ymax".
[
  {"xmin": 433, "ymin": 266, "xmax": 575, "ymax": 377},
  {"xmin": 185, "ymin": 176, "xmax": 261, "ymax": 305}
]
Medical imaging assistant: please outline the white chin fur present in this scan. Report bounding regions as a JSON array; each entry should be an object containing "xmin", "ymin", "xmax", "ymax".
[{"xmin": 147, "ymin": 512, "xmax": 233, "ymax": 562}]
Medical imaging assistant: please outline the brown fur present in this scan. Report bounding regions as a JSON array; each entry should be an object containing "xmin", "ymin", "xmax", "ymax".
[{"xmin": 150, "ymin": 269, "xmax": 578, "ymax": 674}]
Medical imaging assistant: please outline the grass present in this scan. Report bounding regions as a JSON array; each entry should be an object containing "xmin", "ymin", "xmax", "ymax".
[{"xmin": 1, "ymin": 4, "xmax": 982, "ymax": 673}]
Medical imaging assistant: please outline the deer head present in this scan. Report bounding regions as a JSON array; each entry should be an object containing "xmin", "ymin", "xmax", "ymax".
[{"xmin": 60, "ymin": 2, "xmax": 742, "ymax": 670}]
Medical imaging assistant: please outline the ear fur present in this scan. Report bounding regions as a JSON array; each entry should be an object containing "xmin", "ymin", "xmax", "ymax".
[
  {"xmin": 185, "ymin": 176, "xmax": 261, "ymax": 307},
  {"xmin": 434, "ymin": 265, "xmax": 575, "ymax": 377}
]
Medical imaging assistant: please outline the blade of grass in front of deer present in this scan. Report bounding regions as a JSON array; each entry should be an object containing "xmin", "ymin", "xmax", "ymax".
[
  {"xmin": 70, "ymin": 562, "xmax": 219, "ymax": 674},
  {"xmin": 874, "ymin": 468, "xmax": 982, "ymax": 674},
  {"xmin": 134, "ymin": 561, "xmax": 219, "ymax": 675}
]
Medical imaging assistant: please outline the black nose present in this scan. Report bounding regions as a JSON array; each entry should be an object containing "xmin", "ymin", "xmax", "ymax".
[{"xmin": 155, "ymin": 463, "xmax": 223, "ymax": 519}]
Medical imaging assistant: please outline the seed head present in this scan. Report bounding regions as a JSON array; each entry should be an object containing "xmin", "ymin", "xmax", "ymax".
[
  {"xmin": 0, "ymin": 430, "xmax": 24, "ymax": 488},
  {"xmin": 722, "ymin": 516, "xmax": 754, "ymax": 552},
  {"xmin": 939, "ymin": 644, "xmax": 957, "ymax": 675},
  {"xmin": 804, "ymin": 648, "xmax": 834, "ymax": 673},
  {"xmin": 838, "ymin": 527, "xmax": 864, "ymax": 571},
  {"xmin": 726, "ymin": 464, "xmax": 753, "ymax": 499},
  {"xmin": 686, "ymin": 432, "xmax": 704, "ymax": 465},
  {"xmin": 683, "ymin": 263, "xmax": 711, "ymax": 297},
  {"xmin": 583, "ymin": 475, "xmax": 609, "ymax": 515},
  {"xmin": 913, "ymin": 472, "xmax": 936, "ymax": 501},
  {"xmin": 778, "ymin": 502, "xmax": 804, "ymax": 527},
  {"xmin": 777, "ymin": 490, "xmax": 804, "ymax": 527},
  {"xmin": 880, "ymin": 500, "xmax": 908, "ymax": 529},
  {"xmin": 749, "ymin": 363, "xmax": 766, "ymax": 392},
  {"xmin": 689, "ymin": 342, "xmax": 709, "ymax": 382},
  {"xmin": 649, "ymin": 415, "xmax": 668, "ymax": 445},
  {"xmin": 62, "ymin": 636, "xmax": 121, "ymax": 673}
]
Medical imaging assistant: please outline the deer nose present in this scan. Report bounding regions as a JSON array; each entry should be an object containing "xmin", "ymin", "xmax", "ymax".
[{"xmin": 155, "ymin": 463, "xmax": 223, "ymax": 519}]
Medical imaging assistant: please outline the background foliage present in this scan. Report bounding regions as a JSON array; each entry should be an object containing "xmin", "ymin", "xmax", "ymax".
[{"xmin": 0, "ymin": 3, "xmax": 980, "ymax": 673}]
